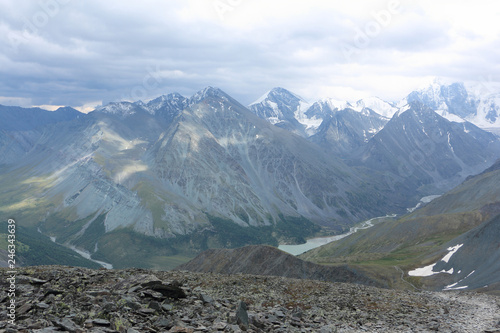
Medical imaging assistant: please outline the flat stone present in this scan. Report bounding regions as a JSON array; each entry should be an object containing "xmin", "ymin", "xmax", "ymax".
[
  {"xmin": 142, "ymin": 280, "xmax": 186, "ymax": 299},
  {"xmin": 127, "ymin": 329, "xmax": 141, "ymax": 333},
  {"xmin": 17, "ymin": 303, "xmax": 33, "ymax": 315},
  {"xmin": 162, "ymin": 303, "xmax": 174, "ymax": 311},
  {"xmin": 200, "ymin": 293, "xmax": 214, "ymax": 304},
  {"xmin": 137, "ymin": 307, "xmax": 156, "ymax": 315},
  {"xmin": 212, "ymin": 321, "xmax": 228, "ymax": 330},
  {"xmin": 148, "ymin": 300, "xmax": 162, "ymax": 311},
  {"xmin": 33, "ymin": 327, "xmax": 61, "ymax": 333},
  {"xmin": 273, "ymin": 310, "xmax": 286, "ymax": 318},
  {"xmin": 86, "ymin": 289, "xmax": 111, "ymax": 296},
  {"xmin": 54, "ymin": 318, "xmax": 83, "ymax": 332},
  {"xmin": 92, "ymin": 319, "xmax": 111, "ymax": 326},
  {"xmin": 36, "ymin": 302, "xmax": 50, "ymax": 309},
  {"xmin": 153, "ymin": 318, "xmax": 173, "ymax": 329},
  {"xmin": 169, "ymin": 327, "xmax": 195, "ymax": 332},
  {"xmin": 141, "ymin": 289, "xmax": 164, "ymax": 299},
  {"xmin": 29, "ymin": 277, "xmax": 49, "ymax": 285}
]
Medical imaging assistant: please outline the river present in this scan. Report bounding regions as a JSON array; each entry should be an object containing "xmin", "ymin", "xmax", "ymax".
[
  {"xmin": 279, "ymin": 193, "xmax": 442, "ymax": 256},
  {"xmin": 41, "ymin": 229, "xmax": 114, "ymax": 269},
  {"xmin": 278, "ymin": 214, "xmax": 396, "ymax": 256}
]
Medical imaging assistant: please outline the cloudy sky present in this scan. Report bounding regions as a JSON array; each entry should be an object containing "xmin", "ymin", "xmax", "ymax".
[{"xmin": 0, "ymin": 0, "xmax": 499, "ymax": 112}]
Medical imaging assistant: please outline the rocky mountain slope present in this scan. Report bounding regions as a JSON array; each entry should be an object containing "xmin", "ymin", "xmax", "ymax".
[
  {"xmin": 1, "ymin": 266, "xmax": 499, "ymax": 332},
  {"xmin": 0, "ymin": 105, "xmax": 82, "ymax": 165},
  {"xmin": 249, "ymin": 85, "xmax": 500, "ymax": 205},
  {"xmin": 309, "ymin": 107, "xmax": 388, "ymax": 156},
  {"xmin": 0, "ymin": 88, "xmax": 398, "ymax": 269},
  {"xmin": 177, "ymin": 245, "xmax": 381, "ymax": 287},
  {"xmin": 300, "ymin": 158, "xmax": 500, "ymax": 292},
  {"xmin": 353, "ymin": 101, "xmax": 500, "ymax": 199}
]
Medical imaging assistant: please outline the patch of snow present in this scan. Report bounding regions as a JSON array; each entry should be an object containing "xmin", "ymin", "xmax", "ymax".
[
  {"xmin": 445, "ymin": 285, "xmax": 469, "ymax": 290},
  {"xmin": 395, "ymin": 104, "xmax": 411, "ymax": 117},
  {"xmin": 354, "ymin": 97, "xmax": 398, "ymax": 118},
  {"xmin": 320, "ymin": 98, "xmax": 351, "ymax": 111},
  {"xmin": 408, "ymin": 244, "xmax": 463, "ymax": 277},
  {"xmin": 408, "ymin": 263, "xmax": 440, "ymax": 277},
  {"xmin": 267, "ymin": 117, "xmax": 280, "ymax": 125},
  {"xmin": 267, "ymin": 101, "xmax": 280, "ymax": 116},
  {"xmin": 447, "ymin": 132, "xmax": 455, "ymax": 153},
  {"xmin": 441, "ymin": 244, "xmax": 463, "ymax": 263},
  {"xmin": 249, "ymin": 90, "xmax": 272, "ymax": 105},
  {"xmin": 444, "ymin": 270, "xmax": 475, "ymax": 290},
  {"xmin": 300, "ymin": 116, "xmax": 323, "ymax": 135},
  {"xmin": 435, "ymin": 110, "xmax": 466, "ymax": 123},
  {"xmin": 95, "ymin": 102, "xmax": 139, "ymax": 116}
]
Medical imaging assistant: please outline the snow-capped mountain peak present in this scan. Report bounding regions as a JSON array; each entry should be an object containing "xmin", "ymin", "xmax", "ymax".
[
  {"xmin": 402, "ymin": 79, "xmax": 500, "ymax": 130},
  {"xmin": 146, "ymin": 93, "xmax": 187, "ymax": 112},
  {"xmin": 251, "ymin": 89, "xmax": 400, "ymax": 136},
  {"xmin": 319, "ymin": 98, "xmax": 352, "ymax": 111},
  {"xmin": 394, "ymin": 103, "xmax": 412, "ymax": 117},
  {"xmin": 189, "ymin": 86, "xmax": 230, "ymax": 105},
  {"xmin": 434, "ymin": 110, "xmax": 466, "ymax": 123},
  {"xmin": 353, "ymin": 97, "xmax": 397, "ymax": 118},
  {"xmin": 94, "ymin": 101, "xmax": 146, "ymax": 116},
  {"xmin": 248, "ymin": 87, "xmax": 313, "ymax": 136},
  {"xmin": 250, "ymin": 89, "xmax": 273, "ymax": 106}
]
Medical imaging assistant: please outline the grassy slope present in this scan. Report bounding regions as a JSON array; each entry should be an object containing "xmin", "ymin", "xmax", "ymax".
[
  {"xmin": 0, "ymin": 222, "xmax": 100, "ymax": 268},
  {"xmin": 300, "ymin": 165, "xmax": 500, "ymax": 289}
]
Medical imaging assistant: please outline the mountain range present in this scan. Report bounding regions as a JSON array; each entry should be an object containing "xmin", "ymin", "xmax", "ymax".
[{"xmin": 1, "ymin": 80, "xmax": 499, "ymax": 271}]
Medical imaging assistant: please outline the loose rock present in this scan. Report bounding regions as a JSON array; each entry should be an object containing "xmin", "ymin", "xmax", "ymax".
[{"xmin": 0, "ymin": 266, "xmax": 499, "ymax": 332}]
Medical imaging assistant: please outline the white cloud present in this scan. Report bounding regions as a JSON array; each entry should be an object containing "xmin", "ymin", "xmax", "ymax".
[
  {"xmin": 0, "ymin": 0, "xmax": 498, "ymax": 108},
  {"xmin": 74, "ymin": 101, "xmax": 103, "ymax": 114},
  {"xmin": 0, "ymin": 96, "xmax": 32, "ymax": 107}
]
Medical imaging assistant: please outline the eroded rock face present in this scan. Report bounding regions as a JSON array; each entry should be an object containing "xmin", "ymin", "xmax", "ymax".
[{"xmin": 1, "ymin": 266, "xmax": 499, "ymax": 332}]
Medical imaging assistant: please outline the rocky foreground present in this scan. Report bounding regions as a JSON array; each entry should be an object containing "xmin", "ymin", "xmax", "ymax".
[{"xmin": 1, "ymin": 266, "xmax": 499, "ymax": 333}]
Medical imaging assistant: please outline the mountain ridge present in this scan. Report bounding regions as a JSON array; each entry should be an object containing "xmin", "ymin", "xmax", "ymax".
[
  {"xmin": 0, "ymin": 87, "xmax": 398, "ymax": 269},
  {"xmin": 2, "ymin": 82, "xmax": 500, "ymax": 270}
]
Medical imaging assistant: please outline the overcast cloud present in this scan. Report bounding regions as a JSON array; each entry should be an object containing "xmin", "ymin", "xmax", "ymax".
[{"xmin": 0, "ymin": 0, "xmax": 499, "ymax": 112}]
